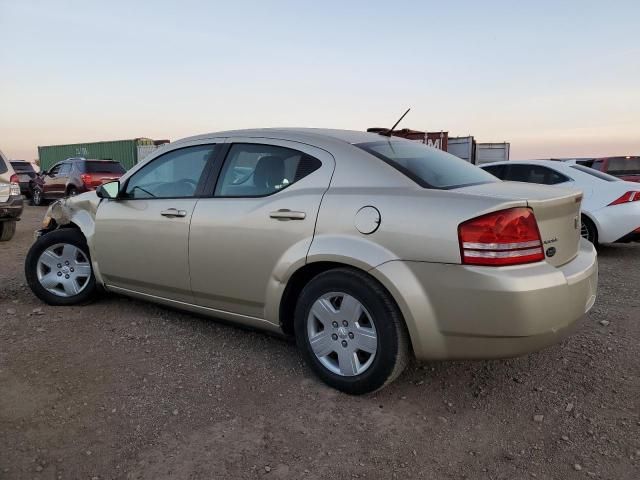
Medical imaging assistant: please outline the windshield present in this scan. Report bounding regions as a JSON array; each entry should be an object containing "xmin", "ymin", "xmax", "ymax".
[
  {"xmin": 10, "ymin": 162, "xmax": 35, "ymax": 173},
  {"xmin": 356, "ymin": 140, "xmax": 498, "ymax": 189},
  {"xmin": 570, "ymin": 165, "xmax": 620, "ymax": 182},
  {"xmin": 84, "ymin": 161, "xmax": 125, "ymax": 174},
  {"xmin": 607, "ymin": 157, "xmax": 640, "ymax": 176}
]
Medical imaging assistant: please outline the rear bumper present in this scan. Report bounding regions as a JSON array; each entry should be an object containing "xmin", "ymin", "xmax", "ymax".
[
  {"xmin": 371, "ymin": 239, "xmax": 598, "ymax": 360},
  {"xmin": 0, "ymin": 195, "xmax": 24, "ymax": 220}
]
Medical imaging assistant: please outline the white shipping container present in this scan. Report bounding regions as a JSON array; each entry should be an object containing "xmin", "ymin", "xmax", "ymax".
[
  {"xmin": 476, "ymin": 143, "xmax": 510, "ymax": 165},
  {"xmin": 447, "ymin": 136, "xmax": 475, "ymax": 163}
]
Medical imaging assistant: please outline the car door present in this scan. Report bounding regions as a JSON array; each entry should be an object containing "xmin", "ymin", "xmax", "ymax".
[
  {"xmin": 57, "ymin": 162, "xmax": 73, "ymax": 197},
  {"xmin": 43, "ymin": 163, "xmax": 63, "ymax": 198},
  {"xmin": 189, "ymin": 139, "xmax": 334, "ymax": 321},
  {"xmin": 94, "ymin": 142, "xmax": 220, "ymax": 303}
]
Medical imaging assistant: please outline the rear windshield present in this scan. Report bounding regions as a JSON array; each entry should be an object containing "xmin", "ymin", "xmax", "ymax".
[
  {"xmin": 570, "ymin": 164, "xmax": 620, "ymax": 182},
  {"xmin": 10, "ymin": 161, "xmax": 35, "ymax": 173},
  {"xmin": 607, "ymin": 157, "xmax": 640, "ymax": 175},
  {"xmin": 356, "ymin": 140, "xmax": 498, "ymax": 189},
  {"xmin": 84, "ymin": 161, "xmax": 125, "ymax": 174}
]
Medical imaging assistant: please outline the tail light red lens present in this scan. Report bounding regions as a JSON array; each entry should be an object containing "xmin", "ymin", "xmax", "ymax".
[
  {"xmin": 608, "ymin": 191, "xmax": 640, "ymax": 206},
  {"xmin": 458, "ymin": 207, "xmax": 544, "ymax": 266},
  {"xmin": 10, "ymin": 174, "xmax": 18, "ymax": 183},
  {"xmin": 80, "ymin": 173, "xmax": 92, "ymax": 186}
]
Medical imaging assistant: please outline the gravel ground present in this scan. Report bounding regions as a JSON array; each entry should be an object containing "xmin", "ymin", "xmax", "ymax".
[{"xmin": 1, "ymin": 206, "xmax": 639, "ymax": 480}]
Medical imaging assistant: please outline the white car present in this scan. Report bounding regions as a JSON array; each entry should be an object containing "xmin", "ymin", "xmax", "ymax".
[{"xmin": 481, "ymin": 160, "xmax": 640, "ymax": 245}]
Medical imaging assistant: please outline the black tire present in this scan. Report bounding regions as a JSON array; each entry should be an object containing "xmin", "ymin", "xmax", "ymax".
[
  {"xmin": 0, "ymin": 220, "xmax": 17, "ymax": 241},
  {"xmin": 25, "ymin": 228, "xmax": 98, "ymax": 306},
  {"xmin": 294, "ymin": 268, "xmax": 410, "ymax": 395},
  {"xmin": 581, "ymin": 215, "xmax": 598, "ymax": 246},
  {"xmin": 31, "ymin": 187, "xmax": 45, "ymax": 206},
  {"xmin": 67, "ymin": 187, "xmax": 78, "ymax": 197}
]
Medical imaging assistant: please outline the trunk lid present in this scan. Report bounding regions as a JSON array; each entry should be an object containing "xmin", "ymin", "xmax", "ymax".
[{"xmin": 457, "ymin": 181, "xmax": 583, "ymax": 267}]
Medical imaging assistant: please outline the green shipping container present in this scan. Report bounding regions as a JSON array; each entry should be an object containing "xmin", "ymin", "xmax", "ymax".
[{"xmin": 38, "ymin": 138, "xmax": 161, "ymax": 171}]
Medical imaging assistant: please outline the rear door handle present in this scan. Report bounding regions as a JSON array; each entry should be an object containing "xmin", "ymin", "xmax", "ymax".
[
  {"xmin": 269, "ymin": 209, "xmax": 306, "ymax": 220},
  {"xmin": 161, "ymin": 208, "xmax": 187, "ymax": 218}
]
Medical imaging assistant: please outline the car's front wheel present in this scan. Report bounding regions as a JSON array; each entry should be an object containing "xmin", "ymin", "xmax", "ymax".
[
  {"xmin": 294, "ymin": 268, "xmax": 410, "ymax": 394},
  {"xmin": 25, "ymin": 228, "xmax": 98, "ymax": 305}
]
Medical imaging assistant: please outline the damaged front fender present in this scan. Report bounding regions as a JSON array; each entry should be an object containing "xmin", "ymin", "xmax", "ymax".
[{"xmin": 38, "ymin": 192, "xmax": 105, "ymax": 285}]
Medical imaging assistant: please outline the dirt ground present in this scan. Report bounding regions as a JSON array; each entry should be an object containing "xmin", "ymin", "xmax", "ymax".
[{"xmin": 1, "ymin": 206, "xmax": 638, "ymax": 480}]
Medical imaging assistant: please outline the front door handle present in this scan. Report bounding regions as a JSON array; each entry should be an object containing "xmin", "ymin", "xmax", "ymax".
[
  {"xmin": 269, "ymin": 209, "xmax": 306, "ymax": 220},
  {"xmin": 161, "ymin": 208, "xmax": 187, "ymax": 218}
]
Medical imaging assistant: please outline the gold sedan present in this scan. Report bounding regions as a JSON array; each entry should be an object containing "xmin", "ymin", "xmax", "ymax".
[{"xmin": 25, "ymin": 129, "xmax": 598, "ymax": 394}]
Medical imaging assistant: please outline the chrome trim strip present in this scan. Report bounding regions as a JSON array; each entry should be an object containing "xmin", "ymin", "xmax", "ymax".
[
  {"xmin": 462, "ymin": 240, "xmax": 541, "ymax": 250},
  {"xmin": 463, "ymin": 247, "xmax": 542, "ymax": 258}
]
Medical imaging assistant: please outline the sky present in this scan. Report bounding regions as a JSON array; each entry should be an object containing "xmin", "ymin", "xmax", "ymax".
[{"xmin": 1, "ymin": 0, "xmax": 639, "ymax": 161}]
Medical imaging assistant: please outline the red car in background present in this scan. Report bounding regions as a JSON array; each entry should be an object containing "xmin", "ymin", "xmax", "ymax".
[
  {"xmin": 31, "ymin": 158, "xmax": 126, "ymax": 206},
  {"xmin": 589, "ymin": 156, "xmax": 640, "ymax": 183}
]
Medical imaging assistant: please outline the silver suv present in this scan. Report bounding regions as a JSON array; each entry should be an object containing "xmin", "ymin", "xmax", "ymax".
[{"xmin": 0, "ymin": 148, "xmax": 23, "ymax": 241}]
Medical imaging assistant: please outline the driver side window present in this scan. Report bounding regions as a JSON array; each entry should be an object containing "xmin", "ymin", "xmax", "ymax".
[{"xmin": 124, "ymin": 144, "xmax": 216, "ymax": 199}]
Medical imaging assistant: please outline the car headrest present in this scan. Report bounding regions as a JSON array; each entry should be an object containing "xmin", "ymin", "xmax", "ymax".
[{"xmin": 254, "ymin": 156, "xmax": 285, "ymax": 189}]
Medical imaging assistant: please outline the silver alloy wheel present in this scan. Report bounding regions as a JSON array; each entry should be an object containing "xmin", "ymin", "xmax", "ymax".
[
  {"xmin": 307, "ymin": 292, "xmax": 378, "ymax": 376},
  {"xmin": 580, "ymin": 222, "xmax": 589, "ymax": 240},
  {"xmin": 36, "ymin": 243, "xmax": 91, "ymax": 297}
]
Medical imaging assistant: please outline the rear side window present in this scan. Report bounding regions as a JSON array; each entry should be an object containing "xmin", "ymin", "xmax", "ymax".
[
  {"xmin": 481, "ymin": 165, "xmax": 506, "ymax": 179},
  {"xmin": 10, "ymin": 162, "xmax": 35, "ymax": 173},
  {"xmin": 504, "ymin": 164, "xmax": 570, "ymax": 185},
  {"xmin": 570, "ymin": 165, "xmax": 620, "ymax": 182},
  {"xmin": 0, "ymin": 154, "xmax": 7, "ymax": 175},
  {"xmin": 215, "ymin": 144, "xmax": 321, "ymax": 197},
  {"xmin": 607, "ymin": 157, "xmax": 640, "ymax": 175},
  {"xmin": 356, "ymin": 140, "xmax": 497, "ymax": 189},
  {"xmin": 84, "ymin": 161, "xmax": 125, "ymax": 174}
]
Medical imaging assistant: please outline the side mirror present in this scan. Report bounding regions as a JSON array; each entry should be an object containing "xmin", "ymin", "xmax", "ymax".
[{"xmin": 96, "ymin": 180, "xmax": 120, "ymax": 199}]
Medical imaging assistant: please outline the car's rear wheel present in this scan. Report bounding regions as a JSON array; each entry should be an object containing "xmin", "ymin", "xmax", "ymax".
[
  {"xmin": 581, "ymin": 215, "xmax": 598, "ymax": 245},
  {"xmin": 67, "ymin": 187, "xmax": 79, "ymax": 197},
  {"xmin": 294, "ymin": 268, "xmax": 410, "ymax": 394},
  {"xmin": 25, "ymin": 229, "xmax": 97, "ymax": 305},
  {"xmin": 0, "ymin": 220, "xmax": 17, "ymax": 242},
  {"xmin": 31, "ymin": 187, "xmax": 45, "ymax": 206}
]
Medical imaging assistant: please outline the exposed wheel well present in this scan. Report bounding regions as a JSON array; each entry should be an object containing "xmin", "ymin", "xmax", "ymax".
[{"xmin": 279, "ymin": 261, "xmax": 406, "ymax": 341}]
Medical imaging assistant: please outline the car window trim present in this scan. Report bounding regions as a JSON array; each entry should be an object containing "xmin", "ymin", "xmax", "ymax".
[
  {"xmin": 119, "ymin": 143, "xmax": 222, "ymax": 200},
  {"xmin": 207, "ymin": 142, "xmax": 323, "ymax": 199}
]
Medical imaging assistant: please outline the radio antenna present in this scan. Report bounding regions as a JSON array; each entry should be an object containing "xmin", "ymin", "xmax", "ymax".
[{"xmin": 382, "ymin": 108, "xmax": 411, "ymax": 136}]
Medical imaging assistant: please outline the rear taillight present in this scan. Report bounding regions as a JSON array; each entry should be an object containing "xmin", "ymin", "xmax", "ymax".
[
  {"xmin": 80, "ymin": 173, "xmax": 92, "ymax": 186},
  {"xmin": 10, "ymin": 173, "xmax": 18, "ymax": 183},
  {"xmin": 458, "ymin": 207, "xmax": 544, "ymax": 266},
  {"xmin": 608, "ymin": 191, "xmax": 640, "ymax": 206}
]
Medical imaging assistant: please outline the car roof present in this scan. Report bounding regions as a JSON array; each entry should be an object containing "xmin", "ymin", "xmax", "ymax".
[
  {"xmin": 480, "ymin": 160, "xmax": 570, "ymax": 168},
  {"xmin": 65, "ymin": 158, "xmax": 118, "ymax": 162},
  {"xmin": 174, "ymin": 128, "xmax": 391, "ymax": 147}
]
